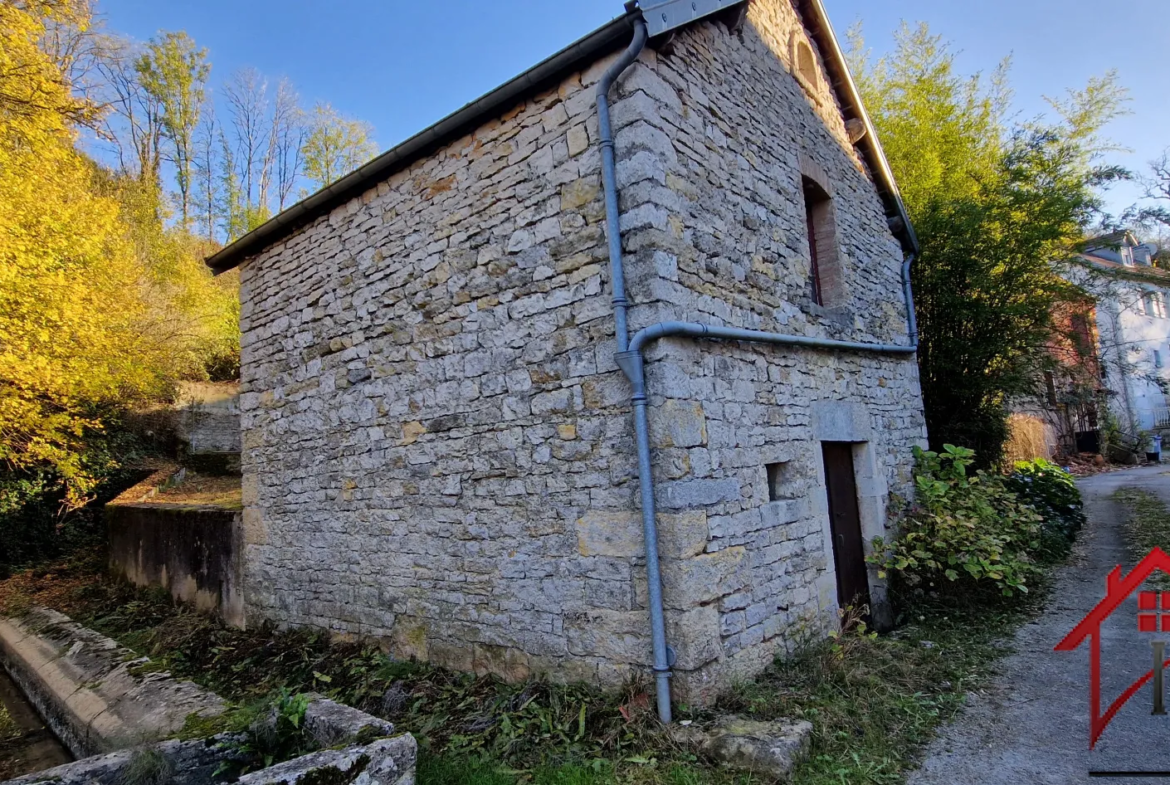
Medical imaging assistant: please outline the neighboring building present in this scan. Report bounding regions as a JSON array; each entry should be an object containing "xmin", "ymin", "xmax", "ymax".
[
  {"xmin": 1070, "ymin": 232, "xmax": 1169, "ymax": 435},
  {"xmin": 205, "ymin": 0, "xmax": 926, "ymax": 707},
  {"xmin": 1009, "ymin": 293, "xmax": 1104, "ymax": 459}
]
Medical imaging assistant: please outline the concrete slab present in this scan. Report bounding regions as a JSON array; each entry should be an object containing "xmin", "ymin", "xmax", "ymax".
[{"xmin": 0, "ymin": 608, "xmax": 224, "ymax": 758}]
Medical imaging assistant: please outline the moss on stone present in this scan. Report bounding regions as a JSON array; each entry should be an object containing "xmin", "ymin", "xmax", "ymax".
[{"xmin": 294, "ymin": 754, "xmax": 370, "ymax": 785}]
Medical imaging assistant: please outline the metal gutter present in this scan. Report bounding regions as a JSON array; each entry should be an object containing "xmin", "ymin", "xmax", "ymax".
[
  {"xmin": 640, "ymin": 0, "xmax": 743, "ymax": 36},
  {"xmin": 205, "ymin": 11, "xmax": 639, "ymax": 273}
]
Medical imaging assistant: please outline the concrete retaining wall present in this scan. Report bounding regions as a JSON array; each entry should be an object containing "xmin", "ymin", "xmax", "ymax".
[
  {"xmin": 0, "ymin": 608, "xmax": 225, "ymax": 759},
  {"xmin": 4, "ymin": 693, "xmax": 416, "ymax": 785},
  {"xmin": 106, "ymin": 504, "xmax": 245, "ymax": 628}
]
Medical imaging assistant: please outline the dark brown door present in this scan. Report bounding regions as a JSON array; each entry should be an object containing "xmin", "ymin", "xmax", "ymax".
[{"xmin": 821, "ymin": 442, "xmax": 870, "ymax": 612}]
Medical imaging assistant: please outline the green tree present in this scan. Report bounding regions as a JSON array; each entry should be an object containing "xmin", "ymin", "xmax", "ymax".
[
  {"xmin": 850, "ymin": 24, "xmax": 1128, "ymax": 463},
  {"xmin": 301, "ymin": 102, "xmax": 377, "ymax": 190},
  {"xmin": 136, "ymin": 31, "xmax": 210, "ymax": 228}
]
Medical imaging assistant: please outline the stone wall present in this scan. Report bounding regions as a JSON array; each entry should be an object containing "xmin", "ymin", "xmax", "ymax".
[
  {"xmin": 235, "ymin": 0, "xmax": 926, "ymax": 700},
  {"xmin": 175, "ymin": 381, "xmax": 241, "ymax": 456},
  {"xmin": 614, "ymin": 0, "xmax": 927, "ymax": 698}
]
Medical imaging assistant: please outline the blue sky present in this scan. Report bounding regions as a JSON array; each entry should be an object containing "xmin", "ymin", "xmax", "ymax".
[{"xmin": 97, "ymin": 0, "xmax": 1169, "ymax": 220}]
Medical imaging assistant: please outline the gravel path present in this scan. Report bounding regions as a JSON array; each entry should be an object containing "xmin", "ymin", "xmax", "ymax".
[{"xmin": 908, "ymin": 464, "xmax": 1170, "ymax": 784}]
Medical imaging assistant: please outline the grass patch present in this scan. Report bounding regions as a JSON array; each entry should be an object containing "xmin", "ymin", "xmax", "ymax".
[
  {"xmin": 150, "ymin": 472, "xmax": 242, "ymax": 510},
  {"xmin": 1115, "ymin": 486, "xmax": 1170, "ymax": 558},
  {"xmin": 120, "ymin": 748, "xmax": 173, "ymax": 785},
  {"xmin": 1114, "ymin": 486, "xmax": 1170, "ymax": 588},
  {"xmin": 0, "ymin": 546, "xmax": 1049, "ymax": 785},
  {"xmin": 0, "ymin": 706, "xmax": 18, "ymax": 741},
  {"xmin": 720, "ymin": 600, "xmax": 1030, "ymax": 785}
]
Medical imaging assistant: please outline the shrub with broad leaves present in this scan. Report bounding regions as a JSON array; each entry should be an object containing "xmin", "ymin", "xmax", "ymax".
[
  {"xmin": 1004, "ymin": 457, "xmax": 1085, "ymax": 544},
  {"xmin": 871, "ymin": 444, "xmax": 1045, "ymax": 597}
]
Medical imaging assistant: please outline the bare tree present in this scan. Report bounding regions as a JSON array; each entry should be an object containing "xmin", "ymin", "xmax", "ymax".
[
  {"xmin": 36, "ymin": 0, "xmax": 109, "ymax": 123},
  {"xmin": 192, "ymin": 107, "xmax": 219, "ymax": 240},
  {"xmin": 270, "ymin": 78, "xmax": 305, "ymax": 210},
  {"xmin": 97, "ymin": 37, "xmax": 163, "ymax": 186},
  {"xmin": 222, "ymin": 67, "xmax": 268, "ymax": 208}
]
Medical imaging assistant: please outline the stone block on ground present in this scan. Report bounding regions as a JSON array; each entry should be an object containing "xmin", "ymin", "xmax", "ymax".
[
  {"xmin": 251, "ymin": 692, "xmax": 396, "ymax": 751},
  {"xmin": 3, "ymin": 734, "xmax": 251, "ymax": 785},
  {"xmin": 236, "ymin": 735, "xmax": 417, "ymax": 785},
  {"xmin": 674, "ymin": 715, "xmax": 812, "ymax": 781}
]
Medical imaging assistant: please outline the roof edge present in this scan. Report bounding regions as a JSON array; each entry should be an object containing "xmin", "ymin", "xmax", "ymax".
[
  {"xmin": 1075, "ymin": 254, "xmax": 1170, "ymax": 286},
  {"xmin": 803, "ymin": 0, "xmax": 918, "ymax": 255},
  {"xmin": 208, "ymin": 0, "xmax": 919, "ymax": 272},
  {"xmin": 206, "ymin": 10, "xmax": 638, "ymax": 273}
]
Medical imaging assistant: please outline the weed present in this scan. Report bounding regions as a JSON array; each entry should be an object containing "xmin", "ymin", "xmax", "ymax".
[
  {"xmin": 247, "ymin": 690, "xmax": 314, "ymax": 767},
  {"xmin": 0, "ymin": 706, "xmax": 18, "ymax": 741},
  {"xmin": 119, "ymin": 748, "xmax": 172, "ymax": 785}
]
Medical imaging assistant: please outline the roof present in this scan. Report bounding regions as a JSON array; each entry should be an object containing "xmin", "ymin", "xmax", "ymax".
[
  {"xmin": 206, "ymin": 0, "xmax": 919, "ymax": 273},
  {"xmin": 1076, "ymin": 252, "xmax": 1170, "ymax": 286},
  {"xmin": 1085, "ymin": 230, "xmax": 1138, "ymax": 251}
]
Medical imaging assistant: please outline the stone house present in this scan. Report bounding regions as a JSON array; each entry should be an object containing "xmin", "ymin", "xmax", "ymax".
[{"xmin": 206, "ymin": 0, "xmax": 926, "ymax": 715}]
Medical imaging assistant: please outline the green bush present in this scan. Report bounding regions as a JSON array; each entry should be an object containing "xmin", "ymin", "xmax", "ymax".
[
  {"xmin": 871, "ymin": 445, "xmax": 1044, "ymax": 597},
  {"xmin": 1004, "ymin": 458, "xmax": 1085, "ymax": 545},
  {"xmin": 0, "ymin": 420, "xmax": 147, "ymax": 575}
]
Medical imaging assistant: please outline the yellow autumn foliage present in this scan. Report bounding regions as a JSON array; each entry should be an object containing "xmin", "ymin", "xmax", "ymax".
[{"xmin": 0, "ymin": 0, "xmax": 237, "ymax": 506}]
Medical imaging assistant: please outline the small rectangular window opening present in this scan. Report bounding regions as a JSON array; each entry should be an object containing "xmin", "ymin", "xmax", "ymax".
[
  {"xmin": 1157, "ymin": 349, "xmax": 1164, "ymax": 369},
  {"xmin": 803, "ymin": 177, "xmax": 831, "ymax": 306},
  {"xmin": 767, "ymin": 462, "xmax": 792, "ymax": 502}
]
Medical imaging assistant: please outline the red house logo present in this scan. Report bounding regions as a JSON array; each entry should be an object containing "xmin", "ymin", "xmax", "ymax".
[{"xmin": 1056, "ymin": 547, "xmax": 1170, "ymax": 748}]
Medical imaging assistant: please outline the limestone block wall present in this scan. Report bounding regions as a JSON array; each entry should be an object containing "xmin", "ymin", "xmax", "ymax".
[
  {"xmin": 610, "ymin": 2, "xmax": 927, "ymax": 699},
  {"xmin": 236, "ymin": 0, "xmax": 926, "ymax": 700}
]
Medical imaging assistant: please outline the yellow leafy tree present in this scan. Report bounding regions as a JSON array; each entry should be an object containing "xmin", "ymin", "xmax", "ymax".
[{"xmin": 0, "ymin": 0, "xmax": 205, "ymax": 507}]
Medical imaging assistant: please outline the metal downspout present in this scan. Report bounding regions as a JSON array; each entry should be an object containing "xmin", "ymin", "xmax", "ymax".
[
  {"xmin": 598, "ymin": 16, "xmax": 675, "ymax": 724},
  {"xmin": 902, "ymin": 253, "xmax": 919, "ymax": 348},
  {"xmin": 599, "ymin": 12, "xmax": 919, "ymax": 724},
  {"xmin": 598, "ymin": 18, "xmax": 648, "ymax": 353}
]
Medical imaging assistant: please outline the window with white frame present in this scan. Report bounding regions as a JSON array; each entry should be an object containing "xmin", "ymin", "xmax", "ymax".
[{"xmin": 1143, "ymin": 291, "xmax": 1168, "ymax": 318}]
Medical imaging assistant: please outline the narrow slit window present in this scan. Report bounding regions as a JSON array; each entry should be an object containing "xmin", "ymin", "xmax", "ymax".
[
  {"xmin": 795, "ymin": 41, "xmax": 817, "ymax": 88},
  {"xmin": 803, "ymin": 177, "xmax": 833, "ymax": 306}
]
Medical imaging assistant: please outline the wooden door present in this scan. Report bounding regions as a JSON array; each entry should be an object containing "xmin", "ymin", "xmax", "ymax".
[{"xmin": 821, "ymin": 442, "xmax": 870, "ymax": 612}]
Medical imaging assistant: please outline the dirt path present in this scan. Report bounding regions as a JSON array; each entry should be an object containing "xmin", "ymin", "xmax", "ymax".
[{"xmin": 908, "ymin": 464, "xmax": 1170, "ymax": 784}]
